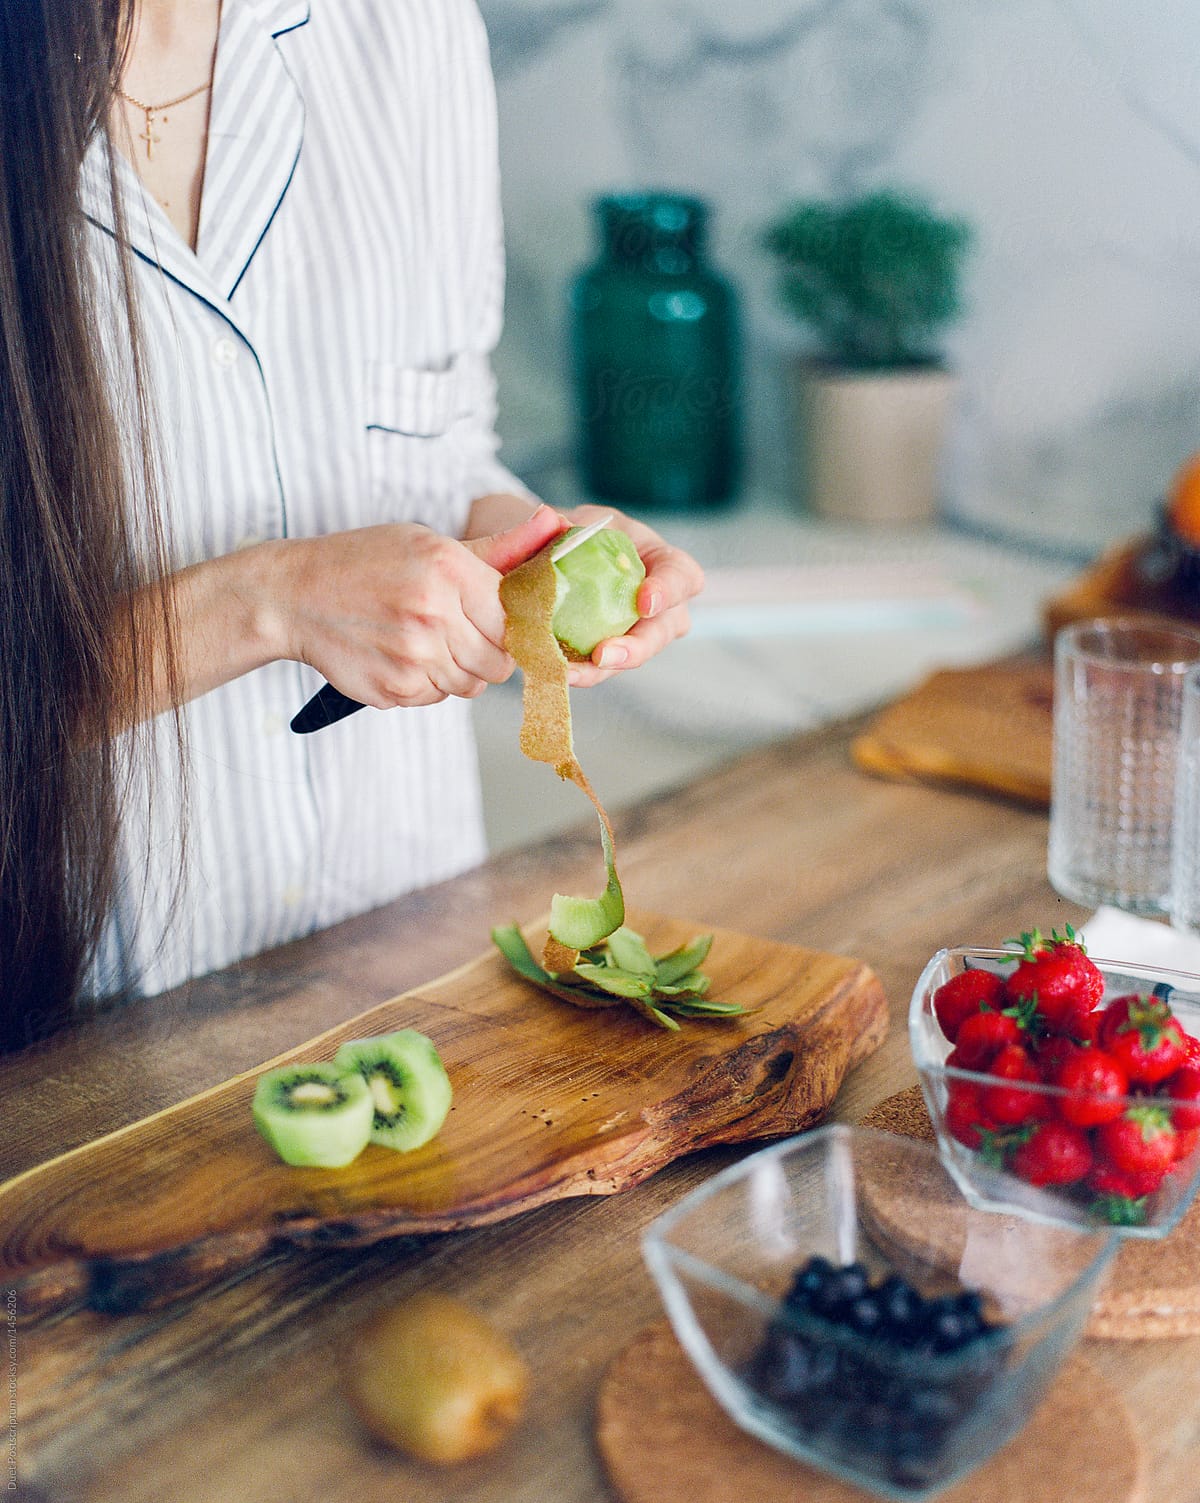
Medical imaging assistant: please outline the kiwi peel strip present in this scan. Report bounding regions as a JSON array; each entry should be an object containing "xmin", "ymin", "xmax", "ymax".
[
  {"xmin": 498, "ymin": 535, "xmax": 737, "ymax": 1026},
  {"xmin": 500, "ymin": 537, "xmax": 626, "ymax": 967}
]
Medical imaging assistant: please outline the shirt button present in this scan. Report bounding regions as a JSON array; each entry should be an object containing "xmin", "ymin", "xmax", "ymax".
[
  {"xmin": 212, "ymin": 336, "xmax": 239, "ymax": 369},
  {"xmin": 282, "ymin": 884, "xmax": 304, "ymax": 909},
  {"xmin": 235, "ymin": 533, "xmax": 263, "ymax": 550},
  {"xmin": 262, "ymin": 712, "xmax": 284, "ymax": 736}
]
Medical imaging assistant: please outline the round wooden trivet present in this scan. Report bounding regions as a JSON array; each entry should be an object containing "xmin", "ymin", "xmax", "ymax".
[
  {"xmin": 596, "ymin": 1319, "xmax": 1144, "ymax": 1503},
  {"xmin": 861, "ymin": 1086, "xmax": 1200, "ymax": 1340}
]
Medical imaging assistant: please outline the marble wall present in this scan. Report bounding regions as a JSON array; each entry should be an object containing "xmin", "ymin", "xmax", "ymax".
[{"xmin": 481, "ymin": 0, "xmax": 1200, "ymax": 555}]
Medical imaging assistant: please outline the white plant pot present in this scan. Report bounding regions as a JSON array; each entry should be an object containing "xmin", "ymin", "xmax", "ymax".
[{"xmin": 791, "ymin": 363, "xmax": 957, "ymax": 525}]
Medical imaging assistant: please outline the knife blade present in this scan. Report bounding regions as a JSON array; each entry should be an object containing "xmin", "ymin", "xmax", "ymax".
[
  {"xmin": 291, "ymin": 514, "xmax": 616, "ymax": 734},
  {"xmin": 549, "ymin": 512, "xmax": 613, "ymax": 562}
]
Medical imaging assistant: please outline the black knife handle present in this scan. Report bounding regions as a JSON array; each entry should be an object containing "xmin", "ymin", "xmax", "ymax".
[{"xmin": 290, "ymin": 682, "xmax": 366, "ymax": 734}]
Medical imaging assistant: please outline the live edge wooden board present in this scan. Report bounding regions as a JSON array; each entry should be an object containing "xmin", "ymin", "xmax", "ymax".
[{"xmin": 0, "ymin": 912, "xmax": 886, "ymax": 1315}]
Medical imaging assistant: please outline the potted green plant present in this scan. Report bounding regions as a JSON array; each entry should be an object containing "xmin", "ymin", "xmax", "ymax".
[{"xmin": 762, "ymin": 191, "xmax": 971, "ymax": 524}]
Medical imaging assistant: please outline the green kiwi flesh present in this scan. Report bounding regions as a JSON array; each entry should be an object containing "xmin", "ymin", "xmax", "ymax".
[
  {"xmin": 333, "ymin": 1029, "xmax": 453, "ymax": 1152},
  {"xmin": 551, "ymin": 528, "xmax": 644, "ymax": 656},
  {"xmin": 252, "ymin": 1062, "xmax": 374, "ymax": 1168}
]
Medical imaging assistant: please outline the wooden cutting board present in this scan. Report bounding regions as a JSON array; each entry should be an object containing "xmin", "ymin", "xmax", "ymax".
[
  {"xmin": 0, "ymin": 912, "xmax": 887, "ymax": 1315},
  {"xmin": 851, "ymin": 659, "xmax": 1054, "ymax": 807}
]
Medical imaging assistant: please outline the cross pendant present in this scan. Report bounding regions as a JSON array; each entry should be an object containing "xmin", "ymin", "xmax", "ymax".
[{"xmin": 138, "ymin": 108, "xmax": 163, "ymax": 161}]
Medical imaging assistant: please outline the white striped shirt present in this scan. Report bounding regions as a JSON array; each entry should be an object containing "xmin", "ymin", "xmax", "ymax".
[{"xmin": 82, "ymin": 0, "xmax": 524, "ymax": 997}]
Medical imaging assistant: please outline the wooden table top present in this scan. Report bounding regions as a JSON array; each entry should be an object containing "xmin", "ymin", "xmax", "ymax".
[{"xmin": 4, "ymin": 716, "xmax": 1197, "ymax": 1503}]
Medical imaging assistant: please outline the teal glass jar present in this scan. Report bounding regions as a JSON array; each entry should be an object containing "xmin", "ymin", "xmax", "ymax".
[{"xmin": 570, "ymin": 193, "xmax": 741, "ymax": 510}]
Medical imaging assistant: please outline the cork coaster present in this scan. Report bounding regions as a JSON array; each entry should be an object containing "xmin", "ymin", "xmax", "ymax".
[
  {"xmin": 851, "ymin": 661, "xmax": 1053, "ymax": 807},
  {"xmin": 597, "ymin": 1319, "xmax": 1145, "ymax": 1503},
  {"xmin": 861, "ymin": 1087, "xmax": 1200, "ymax": 1340}
]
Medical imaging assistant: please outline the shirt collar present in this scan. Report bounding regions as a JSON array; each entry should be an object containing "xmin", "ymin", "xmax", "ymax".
[
  {"xmin": 248, "ymin": 0, "xmax": 311, "ymax": 38},
  {"xmin": 79, "ymin": 0, "xmax": 309, "ymax": 317}
]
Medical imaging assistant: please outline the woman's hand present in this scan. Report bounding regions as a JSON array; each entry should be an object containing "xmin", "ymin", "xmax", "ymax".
[
  {"xmin": 269, "ymin": 505, "xmax": 566, "ymax": 707},
  {"xmin": 560, "ymin": 503, "xmax": 705, "ymax": 687}
]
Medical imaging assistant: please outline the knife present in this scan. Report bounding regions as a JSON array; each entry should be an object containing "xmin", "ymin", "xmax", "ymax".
[{"xmin": 289, "ymin": 514, "xmax": 614, "ymax": 734}]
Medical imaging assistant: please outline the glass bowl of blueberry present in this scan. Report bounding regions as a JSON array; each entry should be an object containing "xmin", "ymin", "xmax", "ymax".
[
  {"xmin": 642, "ymin": 1125, "xmax": 1117, "ymax": 1500},
  {"xmin": 911, "ymin": 943, "xmax": 1200, "ymax": 1236}
]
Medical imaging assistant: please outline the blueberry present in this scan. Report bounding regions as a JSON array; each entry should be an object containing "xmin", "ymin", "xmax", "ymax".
[
  {"xmin": 785, "ymin": 1255, "xmax": 834, "ymax": 1310},
  {"xmin": 877, "ymin": 1274, "xmax": 921, "ymax": 1336},
  {"xmin": 846, "ymin": 1293, "xmax": 884, "ymax": 1335},
  {"xmin": 748, "ymin": 1326, "xmax": 814, "ymax": 1403},
  {"xmin": 837, "ymin": 1261, "xmax": 871, "ymax": 1301},
  {"xmin": 756, "ymin": 1258, "xmax": 1008, "ymax": 1483},
  {"xmin": 813, "ymin": 1261, "xmax": 870, "ymax": 1316},
  {"xmin": 907, "ymin": 1387, "xmax": 961, "ymax": 1431},
  {"xmin": 952, "ymin": 1289, "xmax": 986, "ymax": 1340}
]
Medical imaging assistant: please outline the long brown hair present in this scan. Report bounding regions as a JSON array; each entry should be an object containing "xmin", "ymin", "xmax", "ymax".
[{"xmin": 0, "ymin": 1, "xmax": 180, "ymax": 1050}]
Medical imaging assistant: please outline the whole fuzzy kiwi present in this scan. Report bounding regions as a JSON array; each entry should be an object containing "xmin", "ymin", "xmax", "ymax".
[{"xmin": 345, "ymin": 1293, "xmax": 530, "ymax": 1463}]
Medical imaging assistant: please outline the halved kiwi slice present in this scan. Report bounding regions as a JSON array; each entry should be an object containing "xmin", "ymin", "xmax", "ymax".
[
  {"xmin": 333, "ymin": 1029, "xmax": 453, "ymax": 1152},
  {"xmin": 252, "ymin": 1062, "xmax": 374, "ymax": 1168}
]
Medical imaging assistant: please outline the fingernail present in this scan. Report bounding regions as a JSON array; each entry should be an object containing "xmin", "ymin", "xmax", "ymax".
[
  {"xmin": 598, "ymin": 644, "xmax": 628, "ymax": 668},
  {"xmin": 642, "ymin": 589, "xmax": 663, "ymax": 618}
]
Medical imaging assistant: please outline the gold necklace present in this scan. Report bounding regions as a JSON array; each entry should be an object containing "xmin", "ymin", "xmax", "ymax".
[{"xmin": 116, "ymin": 80, "xmax": 212, "ymax": 162}]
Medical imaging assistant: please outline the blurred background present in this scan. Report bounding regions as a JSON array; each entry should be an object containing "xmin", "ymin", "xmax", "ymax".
[{"xmin": 469, "ymin": 0, "xmax": 1200, "ymax": 847}]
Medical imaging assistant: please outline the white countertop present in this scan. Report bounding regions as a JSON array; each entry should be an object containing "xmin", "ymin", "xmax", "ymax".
[{"xmin": 472, "ymin": 488, "xmax": 1075, "ymax": 853}]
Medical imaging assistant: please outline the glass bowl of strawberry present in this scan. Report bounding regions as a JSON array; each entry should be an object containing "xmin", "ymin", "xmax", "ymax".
[
  {"xmin": 910, "ymin": 928, "xmax": 1200, "ymax": 1236},
  {"xmin": 643, "ymin": 1126, "xmax": 1117, "ymax": 1501}
]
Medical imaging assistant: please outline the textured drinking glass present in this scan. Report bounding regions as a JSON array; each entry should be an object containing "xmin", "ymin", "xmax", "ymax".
[
  {"xmin": 1170, "ymin": 664, "xmax": 1200, "ymax": 933},
  {"xmin": 1048, "ymin": 618, "xmax": 1200, "ymax": 914}
]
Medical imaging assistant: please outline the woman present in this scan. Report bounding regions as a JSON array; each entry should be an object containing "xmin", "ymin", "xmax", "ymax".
[{"xmin": 0, "ymin": 0, "xmax": 703, "ymax": 1052}]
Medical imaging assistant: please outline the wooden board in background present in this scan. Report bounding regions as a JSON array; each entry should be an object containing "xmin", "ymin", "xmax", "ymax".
[
  {"xmin": 0, "ymin": 912, "xmax": 887, "ymax": 1314},
  {"xmin": 851, "ymin": 659, "xmax": 1054, "ymax": 807}
]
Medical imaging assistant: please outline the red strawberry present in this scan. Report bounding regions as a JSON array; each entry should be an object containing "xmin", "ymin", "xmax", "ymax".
[
  {"xmin": 1086, "ymin": 1160, "xmax": 1169, "ymax": 1199},
  {"xmin": 1098, "ymin": 995, "xmax": 1188, "ymax": 1086},
  {"xmin": 1010, "ymin": 1120, "xmax": 1092, "ymax": 1186},
  {"xmin": 1003, "ymin": 925, "xmax": 1104, "ymax": 1032},
  {"xmin": 955, "ymin": 1009, "xmax": 1023, "ymax": 1070},
  {"xmin": 1173, "ymin": 1126, "xmax": 1200, "ymax": 1163},
  {"xmin": 945, "ymin": 1078, "xmax": 995, "ymax": 1149},
  {"xmin": 933, "ymin": 968, "xmax": 1005, "ymax": 1042},
  {"xmin": 1184, "ymin": 1030, "xmax": 1200, "ymax": 1067},
  {"xmin": 1033, "ymin": 1035, "xmax": 1083, "ymax": 1079},
  {"xmin": 1094, "ymin": 1103, "xmax": 1178, "ymax": 1176},
  {"xmin": 1053, "ymin": 1048, "xmax": 1129, "ymax": 1128},
  {"xmin": 1159, "ymin": 1062, "xmax": 1200, "ymax": 1132},
  {"xmin": 981, "ymin": 1044, "xmax": 1047, "ymax": 1126},
  {"xmin": 1069, "ymin": 1006, "xmax": 1104, "ymax": 1047}
]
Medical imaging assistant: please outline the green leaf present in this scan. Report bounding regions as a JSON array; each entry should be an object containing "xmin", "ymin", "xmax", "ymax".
[
  {"xmin": 663, "ymin": 1000, "xmax": 745, "ymax": 1018},
  {"xmin": 491, "ymin": 923, "xmax": 553, "ymax": 984},
  {"xmin": 605, "ymin": 926, "xmax": 657, "ymax": 978},
  {"xmin": 1090, "ymin": 1194, "xmax": 1148, "ymax": 1227},
  {"xmin": 653, "ymin": 935, "xmax": 713, "ymax": 987},
  {"xmin": 491, "ymin": 924, "xmax": 623, "ymax": 1007},
  {"xmin": 626, "ymin": 997, "xmax": 681, "ymax": 1031},
  {"xmin": 492, "ymin": 922, "xmax": 728, "ymax": 1029},
  {"xmin": 570, "ymin": 963, "xmax": 653, "ymax": 999},
  {"xmin": 652, "ymin": 974, "xmax": 712, "ymax": 998}
]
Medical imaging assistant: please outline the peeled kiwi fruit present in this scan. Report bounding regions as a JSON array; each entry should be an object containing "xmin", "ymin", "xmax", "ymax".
[
  {"xmin": 333, "ymin": 1028, "xmax": 453, "ymax": 1151},
  {"xmin": 551, "ymin": 526, "xmax": 644, "ymax": 657},
  {"xmin": 251, "ymin": 1062, "xmax": 374, "ymax": 1168}
]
